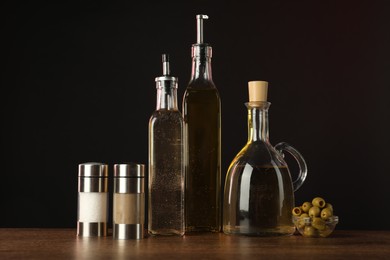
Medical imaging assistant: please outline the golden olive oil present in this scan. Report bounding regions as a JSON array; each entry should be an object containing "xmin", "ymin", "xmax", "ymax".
[
  {"xmin": 223, "ymin": 164, "xmax": 295, "ymax": 236},
  {"xmin": 183, "ymin": 86, "xmax": 221, "ymax": 232}
]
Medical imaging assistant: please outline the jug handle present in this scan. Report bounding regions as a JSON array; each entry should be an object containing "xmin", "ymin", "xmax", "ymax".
[{"xmin": 275, "ymin": 142, "xmax": 307, "ymax": 192}]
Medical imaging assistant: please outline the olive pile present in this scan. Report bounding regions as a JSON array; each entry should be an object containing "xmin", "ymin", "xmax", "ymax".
[{"xmin": 292, "ymin": 197, "xmax": 338, "ymax": 237}]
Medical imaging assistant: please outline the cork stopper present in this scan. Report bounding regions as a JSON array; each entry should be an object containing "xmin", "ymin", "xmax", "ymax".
[{"xmin": 248, "ymin": 81, "xmax": 268, "ymax": 102}]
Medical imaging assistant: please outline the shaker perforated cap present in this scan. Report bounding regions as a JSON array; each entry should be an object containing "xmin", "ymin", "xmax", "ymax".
[
  {"xmin": 114, "ymin": 163, "xmax": 145, "ymax": 178},
  {"xmin": 78, "ymin": 162, "xmax": 108, "ymax": 177},
  {"xmin": 248, "ymin": 81, "xmax": 268, "ymax": 102}
]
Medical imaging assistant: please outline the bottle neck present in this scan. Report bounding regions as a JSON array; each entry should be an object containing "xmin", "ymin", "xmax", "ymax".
[
  {"xmin": 190, "ymin": 56, "xmax": 212, "ymax": 81},
  {"xmin": 156, "ymin": 84, "xmax": 178, "ymax": 110},
  {"xmin": 246, "ymin": 102, "xmax": 271, "ymax": 143},
  {"xmin": 190, "ymin": 44, "xmax": 213, "ymax": 82}
]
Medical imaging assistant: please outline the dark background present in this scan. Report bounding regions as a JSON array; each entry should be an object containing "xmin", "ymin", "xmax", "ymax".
[{"xmin": 1, "ymin": 1, "xmax": 390, "ymax": 229}]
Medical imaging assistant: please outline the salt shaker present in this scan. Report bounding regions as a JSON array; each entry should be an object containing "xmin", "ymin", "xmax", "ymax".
[
  {"xmin": 113, "ymin": 163, "xmax": 145, "ymax": 239},
  {"xmin": 77, "ymin": 162, "xmax": 108, "ymax": 237}
]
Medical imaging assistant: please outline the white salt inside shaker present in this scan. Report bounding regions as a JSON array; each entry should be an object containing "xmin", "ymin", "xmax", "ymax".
[
  {"xmin": 78, "ymin": 193, "xmax": 108, "ymax": 222},
  {"xmin": 77, "ymin": 162, "xmax": 108, "ymax": 237}
]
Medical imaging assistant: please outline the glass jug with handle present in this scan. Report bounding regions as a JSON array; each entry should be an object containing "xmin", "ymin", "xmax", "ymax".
[{"xmin": 223, "ymin": 81, "xmax": 307, "ymax": 236}]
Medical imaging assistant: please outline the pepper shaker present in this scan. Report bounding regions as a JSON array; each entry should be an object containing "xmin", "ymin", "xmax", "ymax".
[{"xmin": 113, "ymin": 163, "xmax": 145, "ymax": 239}]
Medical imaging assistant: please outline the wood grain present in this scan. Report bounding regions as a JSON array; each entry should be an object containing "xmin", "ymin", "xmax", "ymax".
[{"xmin": 0, "ymin": 229, "xmax": 389, "ymax": 259}]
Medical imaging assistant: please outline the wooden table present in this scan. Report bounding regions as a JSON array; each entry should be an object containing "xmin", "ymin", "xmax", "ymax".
[{"xmin": 0, "ymin": 229, "xmax": 389, "ymax": 259}]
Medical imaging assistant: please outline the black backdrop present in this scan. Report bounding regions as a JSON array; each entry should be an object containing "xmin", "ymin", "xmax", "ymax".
[{"xmin": 2, "ymin": 1, "xmax": 390, "ymax": 230}]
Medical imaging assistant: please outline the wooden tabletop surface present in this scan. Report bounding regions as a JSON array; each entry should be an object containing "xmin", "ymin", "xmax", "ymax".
[{"xmin": 0, "ymin": 229, "xmax": 389, "ymax": 259}]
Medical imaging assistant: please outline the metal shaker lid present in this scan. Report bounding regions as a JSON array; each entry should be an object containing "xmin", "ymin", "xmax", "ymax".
[
  {"xmin": 78, "ymin": 162, "xmax": 108, "ymax": 177},
  {"xmin": 114, "ymin": 163, "xmax": 145, "ymax": 178}
]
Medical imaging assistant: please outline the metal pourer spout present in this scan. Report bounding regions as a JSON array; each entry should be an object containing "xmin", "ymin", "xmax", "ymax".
[
  {"xmin": 162, "ymin": 54, "xmax": 170, "ymax": 75},
  {"xmin": 155, "ymin": 53, "xmax": 177, "ymax": 89},
  {"xmin": 196, "ymin": 14, "xmax": 209, "ymax": 44}
]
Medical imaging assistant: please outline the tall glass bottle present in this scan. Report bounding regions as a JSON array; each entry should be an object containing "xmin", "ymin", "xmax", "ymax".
[
  {"xmin": 148, "ymin": 54, "xmax": 184, "ymax": 236},
  {"xmin": 182, "ymin": 15, "xmax": 221, "ymax": 232},
  {"xmin": 223, "ymin": 81, "xmax": 307, "ymax": 236}
]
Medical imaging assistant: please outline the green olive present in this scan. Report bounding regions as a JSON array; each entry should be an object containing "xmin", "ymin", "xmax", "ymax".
[
  {"xmin": 298, "ymin": 213, "xmax": 309, "ymax": 229},
  {"xmin": 300, "ymin": 213, "xmax": 309, "ymax": 218},
  {"xmin": 308, "ymin": 206, "xmax": 321, "ymax": 218},
  {"xmin": 321, "ymin": 208, "xmax": 333, "ymax": 220},
  {"xmin": 325, "ymin": 203, "xmax": 333, "ymax": 212},
  {"xmin": 312, "ymin": 217, "xmax": 326, "ymax": 230},
  {"xmin": 292, "ymin": 207, "xmax": 302, "ymax": 216},
  {"xmin": 312, "ymin": 197, "xmax": 326, "ymax": 208},
  {"xmin": 301, "ymin": 202, "xmax": 312, "ymax": 212},
  {"xmin": 297, "ymin": 221, "xmax": 305, "ymax": 229},
  {"xmin": 303, "ymin": 226, "xmax": 318, "ymax": 237}
]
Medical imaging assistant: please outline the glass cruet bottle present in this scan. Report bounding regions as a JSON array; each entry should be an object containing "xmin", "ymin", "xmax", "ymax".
[
  {"xmin": 223, "ymin": 81, "xmax": 307, "ymax": 236},
  {"xmin": 148, "ymin": 54, "xmax": 185, "ymax": 236},
  {"xmin": 182, "ymin": 14, "xmax": 221, "ymax": 232}
]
